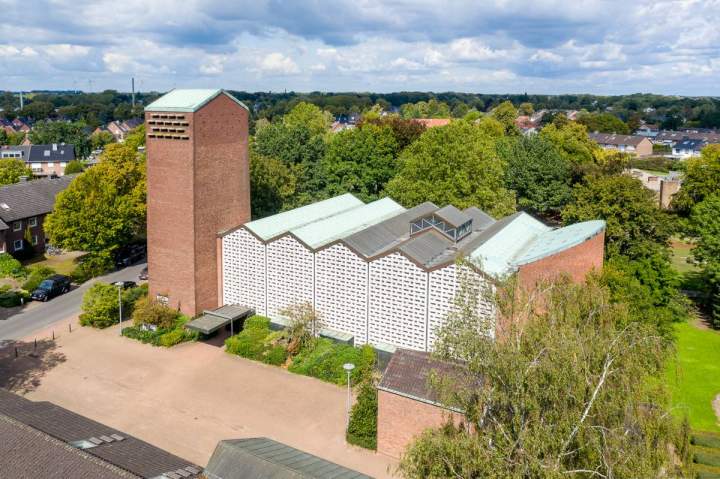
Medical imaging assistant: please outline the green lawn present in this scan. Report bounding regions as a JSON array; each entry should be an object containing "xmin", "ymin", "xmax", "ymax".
[
  {"xmin": 671, "ymin": 238, "xmax": 699, "ymax": 275},
  {"xmin": 666, "ymin": 321, "xmax": 720, "ymax": 433},
  {"xmin": 23, "ymin": 251, "xmax": 84, "ymax": 276}
]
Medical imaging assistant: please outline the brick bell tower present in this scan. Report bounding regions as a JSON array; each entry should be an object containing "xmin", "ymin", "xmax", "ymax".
[{"xmin": 145, "ymin": 89, "xmax": 250, "ymax": 316}]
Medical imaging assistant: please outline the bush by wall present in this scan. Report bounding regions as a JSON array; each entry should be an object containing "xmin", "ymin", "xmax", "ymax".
[
  {"xmin": 346, "ymin": 379, "xmax": 378, "ymax": 450},
  {"xmin": 131, "ymin": 296, "xmax": 178, "ymax": 329},
  {"xmin": 21, "ymin": 266, "xmax": 57, "ymax": 292},
  {"xmin": 0, "ymin": 253, "xmax": 25, "ymax": 278},
  {"xmin": 0, "ymin": 289, "xmax": 30, "ymax": 308},
  {"xmin": 122, "ymin": 314, "xmax": 198, "ymax": 347},
  {"xmin": 224, "ymin": 316, "xmax": 279, "ymax": 363},
  {"xmin": 288, "ymin": 339, "xmax": 375, "ymax": 386},
  {"xmin": 79, "ymin": 283, "xmax": 120, "ymax": 328}
]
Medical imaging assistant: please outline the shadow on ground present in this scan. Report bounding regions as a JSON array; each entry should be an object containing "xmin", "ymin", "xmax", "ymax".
[{"xmin": 0, "ymin": 339, "xmax": 66, "ymax": 394}]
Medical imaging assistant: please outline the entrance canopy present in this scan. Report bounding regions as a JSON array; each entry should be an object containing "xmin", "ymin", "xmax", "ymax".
[{"xmin": 185, "ymin": 305, "xmax": 254, "ymax": 335}]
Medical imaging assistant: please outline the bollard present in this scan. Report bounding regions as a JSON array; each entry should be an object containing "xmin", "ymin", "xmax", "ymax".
[
  {"xmin": 34, "ymin": 338, "xmax": 37, "ymax": 351},
  {"xmin": 68, "ymin": 323, "xmax": 72, "ymax": 333},
  {"xmin": 14, "ymin": 347, "xmax": 18, "ymax": 358},
  {"xmin": 52, "ymin": 330, "xmax": 55, "ymax": 341}
]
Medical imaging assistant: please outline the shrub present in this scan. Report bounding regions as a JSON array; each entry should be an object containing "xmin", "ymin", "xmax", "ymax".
[
  {"xmin": 346, "ymin": 379, "xmax": 378, "ymax": 450},
  {"xmin": 64, "ymin": 159, "xmax": 84, "ymax": 174},
  {"xmin": 159, "ymin": 328, "xmax": 188, "ymax": 347},
  {"xmin": 21, "ymin": 266, "xmax": 57, "ymax": 291},
  {"xmin": 122, "ymin": 326, "xmax": 160, "ymax": 344},
  {"xmin": 245, "ymin": 315, "xmax": 271, "ymax": 330},
  {"xmin": 131, "ymin": 296, "xmax": 178, "ymax": 329},
  {"xmin": 0, "ymin": 289, "xmax": 30, "ymax": 308},
  {"xmin": 225, "ymin": 325, "xmax": 272, "ymax": 360},
  {"xmin": 79, "ymin": 283, "xmax": 120, "ymax": 328},
  {"xmin": 288, "ymin": 340, "xmax": 375, "ymax": 385},
  {"xmin": 71, "ymin": 252, "xmax": 114, "ymax": 283},
  {"xmin": 0, "ymin": 253, "xmax": 25, "ymax": 278},
  {"xmin": 264, "ymin": 345, "xmax": 288, "ymax": 366},
  {"xmin": 122, "ymin": 283, "xmax": 148, "ymax": 317}
]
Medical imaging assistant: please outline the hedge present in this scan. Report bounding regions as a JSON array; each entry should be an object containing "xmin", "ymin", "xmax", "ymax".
[
  {"xmin": 0, "ymin": 290, "xmax": 30, "ymax": 308},
  {"xmin": 0, "ymin": 253, "xmax": 25, "ymax": 278},
  {"xmin": 288, "ymin": 339, "xmax": 375, "ymax": 386},
  {"xmin": 21, "ymin": 266, "xmax": 57, "ymax": 292},
  {"xmin": 346, "ymin": 379, "xmax": 378, "ymax": 450},
  {"xmin": 122, "ymin": 316, "xmax": 198, "ymax": 347},
  {"xmin": 224, "ymin": 316, "xmax": 280, "ymax": 363}
]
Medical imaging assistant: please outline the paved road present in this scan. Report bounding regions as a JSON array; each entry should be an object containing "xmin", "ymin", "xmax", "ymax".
[{"xmin": 0, "ymin": 262, "xmax": 147, "ymax": 341}]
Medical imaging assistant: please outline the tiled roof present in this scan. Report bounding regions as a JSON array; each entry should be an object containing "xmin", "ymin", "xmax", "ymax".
[
  {"xmin": 378, "ymin": 349, "xmax": 473, "ymax": 406},
  {"xmin": 0, "ymin": 175, "xmax": 76, "ymax": 222},
  {"xmin": 205, "ymin": 437, "xmax": 372, "ymax": 479},
  {"xmin": 145, "ymin": 89, "xmax": 249, "ymax": 113},
  {"xmin": 0, "ymin": 144, "xmax": 76, "ymax": 163},
  {"xmin": 0, "ymin": 389, "xmax": 201, "ymax": 479},
  {"xmin": 588, "ymin": 133, "xmax": 647, "ymax": 147}
]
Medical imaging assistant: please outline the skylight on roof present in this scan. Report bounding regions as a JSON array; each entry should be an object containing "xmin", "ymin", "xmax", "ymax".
[{"xmin": 0, "ymin": 203, "xmax": 9, "ymax": 210}]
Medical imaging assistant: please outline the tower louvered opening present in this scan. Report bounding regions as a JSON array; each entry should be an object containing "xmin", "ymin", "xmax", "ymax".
[{"xmin": 147, "ymin": 113, "xmax": 190, "ymax": 140}]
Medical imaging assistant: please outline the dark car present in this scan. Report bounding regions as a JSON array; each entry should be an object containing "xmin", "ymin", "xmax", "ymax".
[
  {"xmin": 138, "ymin": 266, "xmax": 148, "ymax": 281},
  {"xmin": 114, "ymin": 243, "xmax": 147, "ymax": 269},
  {"xmin": 31, "ymin": 275, "xmax": 71, "ymax": 302},
  {"xmin": 117, "ymin": 281, "xmax": 137, "ymax": 289}
]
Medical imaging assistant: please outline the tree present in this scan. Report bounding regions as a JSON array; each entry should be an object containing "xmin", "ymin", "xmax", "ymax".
[
  {"xmin": 90, "ymin": 130, "xmax": 115, "ymax": 150},
  {"xmin": 0, "ymin": 158, "xmax": 32, "ymax": 185},
  {"xmin": 400, "ymin": 277, "xmax": 687, "ymax": 479},
  {"xmin": 518, "ymin": 101, "xmax": 534, "ymax": 116},
  {"xmin": 131, "ymin": 296, "xmax": 178, "ymax": 329},
  {"xmin": 249, "ymin": 151, "xmax": 296, "ymax": 218},
  {"xmin": 690, "ymin": 195, "xmax": 720, "ymax": 327},
  {"xmin": 28, "ymin": 120, "xmax": 92, "ymax": 158},
  {"xmin": 499, "ymin": 135, "xmax": 573, "ymax": 218},
  {"xmin": 562, "ymin": 175, "xmax": 674, "ymax": 260},
  {"xmin": 21, "ymin": 101, "xmax": 54, "ymax": 120},
  {"xmin": 400, "ymin": 99, "xmax": 451, "ymax": 119},
  {"xmin": 0, "ymin": 129, "xmax": 25, "ymax": 146},
  {"xmin": 357, "ymin": 116, "xmax": 426, "ymax": 150},
  {"xmin": 319, "ymin": 123, "xmax": 398, "ymax": 201},
  {"xmin": 671, "ymin": 144, "xmax": 720, "ymax": 214},
  {"xmin": 386, "ymin": 121, "xmax": 515, "ymax": 217},
  {"xmin": 79, "ymin": 283, "xmax": 121, "ymax": 328},
  {"xmin": 490, "ymin": 100, "xmax": 519, "ymax": 135},
  {"xmin": 45, "ymin": 136, "xmax": 146, "ymax": 253},
  {"xmin": 577, "ymin": 112, "xmax": 630, "ymax": 134},
  {"xmin": 540, "ymin": 121, "xmax": 598, "ymax": 168},
  {"xmin": 63, "ymin": 159, "xmax": 84, "ymax": 175},
  {"xmin": 283, "ymin": 102, "xmax": 333, "ymax": 136}
]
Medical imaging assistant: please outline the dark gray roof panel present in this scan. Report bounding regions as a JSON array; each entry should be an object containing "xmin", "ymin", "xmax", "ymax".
[
  {"xmin": 343, "ymin": 202, "xmax": 438, "ymax": 258},
  {"xmin": 398, "ymin": 230, "xmax": 451, "ymax": 267},
  {"xmin": 462, "ymin": 207, "xmax": 496, "ymax": 231},
  {"xmin": 0, "ymin": 144, "xmax": 76, "ymax": 163},
  {"xmin": 0, "ymin": 175, "xmax": 76, "ymax": 222},
  {"xmin": 205, "ymin": 437, "xmax": 373, "ymax": 479},
  {"xmin": 434, "ymin": 205, "xmax": 471, "ymax": 227}
]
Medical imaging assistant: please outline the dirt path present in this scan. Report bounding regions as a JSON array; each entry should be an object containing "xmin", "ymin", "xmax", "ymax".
[{"xmin": 715, "ymin": 394, "xmax": 720, "ymax": 426}]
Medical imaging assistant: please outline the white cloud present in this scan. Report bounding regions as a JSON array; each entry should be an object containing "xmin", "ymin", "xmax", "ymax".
[
  {"xmin": 257, "ymin": 52, "xmax": 300, "ymax": 74},
  {"xmin": 44, "ymin": 44, "xmax": 90, "ymax": 58}
]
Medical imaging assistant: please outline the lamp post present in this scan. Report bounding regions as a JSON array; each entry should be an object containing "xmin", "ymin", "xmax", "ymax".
[
  {"xmin": 343, "ymin": 363, "xmax": 355, "ymax": 429},
  {"xmin": 114, "ymin": 282, "xmax": 124, "ymax": 335}
]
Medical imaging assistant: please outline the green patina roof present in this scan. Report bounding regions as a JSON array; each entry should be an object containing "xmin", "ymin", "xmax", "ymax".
[
  {"xmin": 291, "ymin": 197, "xmax": 405, "ymax": 250},
  {"xmin": 244, "ymin": 193, "xmax": 364, "ymax": 241},
  {"xmin": 514, "ymin": 220, "xmax": 605, "ymax": 265},
  {"xmin": 145, "ymin": 89, "xmax": 249, "ymax": 113}
]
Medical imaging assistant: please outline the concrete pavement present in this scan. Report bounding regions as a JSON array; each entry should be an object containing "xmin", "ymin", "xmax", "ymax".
[{"xmin": 0, "ymin": 262, "xmax": 147, "ymax": 341}]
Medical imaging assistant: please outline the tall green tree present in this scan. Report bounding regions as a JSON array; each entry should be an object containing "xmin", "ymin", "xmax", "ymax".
[
  {"xmin": 319, "ymin": 123, "xmax": 398, "ymax": 202},
  {"xmin": 249, "ymin": 151, "xmax": 296, "ymax": 219},
  {"xmin": 357, "ymin": 116, "xmax": 426, "ymax": 150},
  {"xmin": 540, "ymin": 121, "xmax": 598, "ymax": 167},
  {"xmin": 400, "ymin": 277, "xmax": 687, "ymax": 479},
  {"xmin": 499, "ymin": 135, "xmax": 573, "ymax": 218},
  {"xmin": 45, "ymin": 133, "xmax": 146, "ymax": 253},
  {"xmin": 282, "ymin": 102, "xmax": 333, "ymax": 136},
  {"xmin": 577, "ymin": 111, "xmax": 630, "ymax": 134},
  {"xmin": 671, "ymin": 144, "xmax": 720, "ymax": 215},
  {"xmin": 690, "ymin": 195, "xmax": 720, "ymax": 327},
  {"xmin": 28, "ymin": 120, "xmax": 92, "ymax": 158},
  {"xmin": 0, "ymin": 158, "xmax": 32, "ymax": 185},
  {"xmin": 490, "ymin": 100, "xmax": 519, "ymax": 135},
  {"xmin": 0, "ymin": 129, "xmax": 26, "ymax": 146},
  {"xmin": 386, "ymin": 121, "xmax": 515, "ymax": 217}
]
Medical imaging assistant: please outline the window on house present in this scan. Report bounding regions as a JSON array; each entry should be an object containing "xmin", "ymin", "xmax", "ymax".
[
  {"xmin": 12, "ymin": 221, "xmax": 21, "ymax": 232},
  {"xmin": 31, "ymin": 235, "xmax": 38, "ymax": 245},
  {"xmin": 28, "ymin": 217, "xmax": 37, "ymax": 227},
  {"xmin": 47, "ymin": 162, "xmax": 54, "ymax": 168},
  {"xmin": 60, "ymin": 162, "xmax": 67, "ymax": 168},
  {"xmin": 13, "ymin": 239, "xmax": 23, "ymax": 251}
]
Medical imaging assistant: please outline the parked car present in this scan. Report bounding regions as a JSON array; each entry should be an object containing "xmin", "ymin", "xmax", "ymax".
[
  {"xmin": 117, "ymin": 281, "xmax": 137, "ymax": 289},
  {"xmin": 30, "ymin": 275, "xmax": 71, "ymax": 302},
  {"xmin": 114, "ymin": 243, "xmax": 147, "ymax": 269},
  {"xmin": 138, "ymin": 266, "xmax": 148, "ymax": 281}
]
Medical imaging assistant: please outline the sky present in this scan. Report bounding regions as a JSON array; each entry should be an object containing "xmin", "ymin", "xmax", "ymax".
[{"xmin": 2, "ymin": 0, "xmax": 719, "ymax": 96}]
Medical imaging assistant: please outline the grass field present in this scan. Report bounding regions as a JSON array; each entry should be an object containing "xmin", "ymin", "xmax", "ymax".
[
  {"xmin": 23, "ymin": 251, "xmax": 84, "ymax": 276},
  {"xmin": 671, "ymin": 238, "xmax": 699, "ymax": 275},
  {"xmin": 666, "ymin": 321, "xmax": 720, "ymax": 433}
]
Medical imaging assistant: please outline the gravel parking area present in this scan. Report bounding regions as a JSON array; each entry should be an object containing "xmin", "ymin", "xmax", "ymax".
[{"xmin": 2, "ymin": 321, "xmax": 397, "ymax": 478}]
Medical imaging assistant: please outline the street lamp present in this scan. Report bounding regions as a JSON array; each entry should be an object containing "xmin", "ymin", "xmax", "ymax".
[
  {"xmin": 114, "ymin": 282, "xmax": 124, "ymax": 335},
  {"xmin": 343, "ymin": 362, "xmax": 355, "ymax": 429}
]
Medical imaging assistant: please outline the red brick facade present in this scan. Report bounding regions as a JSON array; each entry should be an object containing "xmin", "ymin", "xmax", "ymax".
[
  {"xmin": 146, "ymin": 93, "xmax": 250, "ymax": 317},
  {"xmin": 517, "ymin": 231, "xmax": 605, "ymax": 289},
  {"xmin": 377, "ymin": 390, "xmax": 463, "ymax": 458},
  {"xmin": 0, "ymin": 215, "xmax": 46, "ymax": 256}
]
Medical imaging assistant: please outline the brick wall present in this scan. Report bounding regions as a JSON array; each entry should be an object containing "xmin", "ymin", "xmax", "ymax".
[
  {"xmin": 377, "ymin": 390, "xmax": 462, "ymax": 458},
  {"xmin": 1, "ymin": 215, "xmax": 47, "ymax": 256}
]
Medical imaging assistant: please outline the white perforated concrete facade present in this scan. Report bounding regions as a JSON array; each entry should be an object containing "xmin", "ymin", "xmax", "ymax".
[
  {"xmin": 222, "ymin": 228, "xmax": 267, "ymax": 315},
  {"xmin": 266, "ymin": 235, "xmax": 314, "ymax": 318}
]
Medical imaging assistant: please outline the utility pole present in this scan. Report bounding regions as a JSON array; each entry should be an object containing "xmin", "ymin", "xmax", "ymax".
[
  {"xmin": 19, "ymin": 91, "xmax": 24, "ymax": 110},
  {"xmin": 131, "ymin": 77, "xmax": 135, "ymax": 108}
]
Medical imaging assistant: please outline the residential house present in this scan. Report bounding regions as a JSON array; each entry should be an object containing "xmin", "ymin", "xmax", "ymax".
[
  {"xmin": 102, "ymin": 118, "xmax": 143, "ymax": 142},
  {"xmin": 628, "ymin": 169, "xmax": 682, "ymax": 209},
  {"xmin": 11, "ymin": 118, "xmax": 31, "ymax": 133},
  {"xmin": 635, "ymin": 123, "xmax": 659, "ymax": 138},
  {"xmin": 0, "ymin": 175, "xmax": 75, "ymax": 256},
  {"xmin": 414, "ymin": 118, "xmax": 451, "ymax": 128},
  {"xmin": 654, "ymin": 130, "xmax": 720, "ymax": 146},
  {"xmin": 0, "ymin": 144, "xmax": 76, "ymax": 176},
  {"xmin": 672, "ymin": 139, "xmax": 709, "ymax": 158},
  {"xmin": 588, "ymin": 132, "xmax": 653, "ymax": 156},
  {"xmin": 0, "ymin": 389, "xmax": 201, "ymax": 478}
]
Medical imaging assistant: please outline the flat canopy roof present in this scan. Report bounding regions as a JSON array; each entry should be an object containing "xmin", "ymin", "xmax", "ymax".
[{"xmin": 184, "ymin": 305, "xmax": 253, "ymax": 335}]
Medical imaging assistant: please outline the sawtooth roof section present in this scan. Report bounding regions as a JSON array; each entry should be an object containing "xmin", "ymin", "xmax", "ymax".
[
  {"xmin": 342, "ymin": 202, "xmax": 439, "ymax": 258},
  {"xmin": 243, "ymin": 193, "xmax": 364, "ymax": 241},
  {"xmin": 463, "ymin": 207, "xmax": 496, "ymax": 231},
  {"xmin": 398, "ymin": 229, "xmax": 452, "ymax": 267},
  {"xmin": 469, "ymin": 212, "xmax": 551, "ymax": 276},
  {"xmin": 292, "ymin": 197, "xmax": 405, "ymax": 250},
  {"xmin": 514, "ymin": 220, "xmax": 606, "ymax": 265},
  {"xmin": 434, "ymin": 205, "xmax": 472, "ymax": 227},
  {"xmin": 145, "ymin": 89, "xmax": 249, "ymax": 113},
  {"xmin": 204, "ymin": 437, "xmax": 373, "ymax": 479}
]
